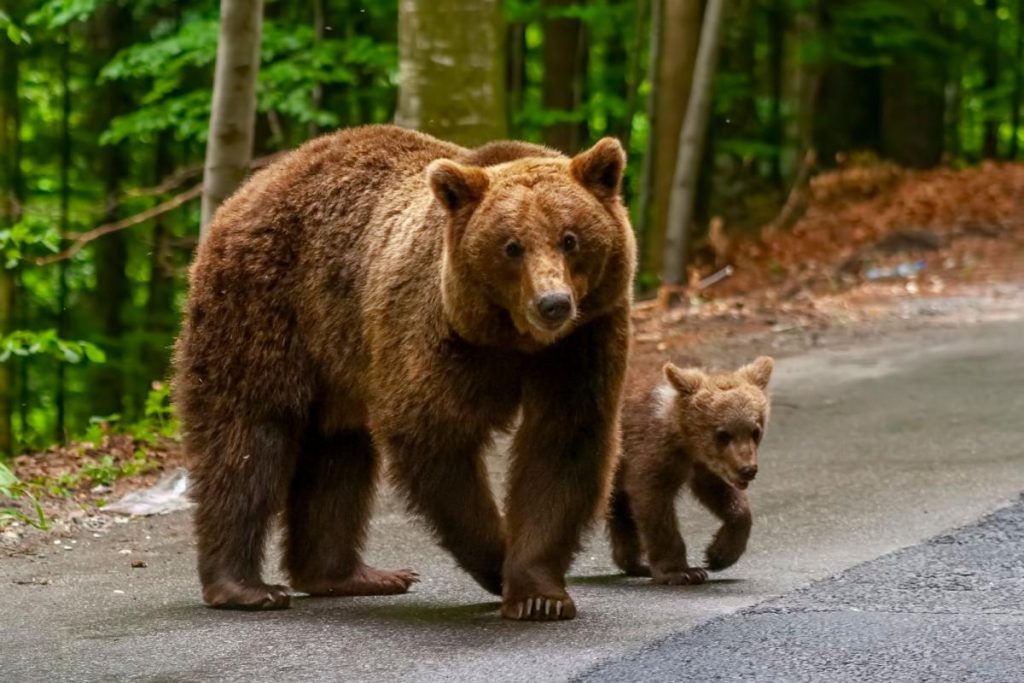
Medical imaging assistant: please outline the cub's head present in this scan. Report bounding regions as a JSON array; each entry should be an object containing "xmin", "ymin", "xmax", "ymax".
[
  {"xmin": 660, "ymin": 357, "xmax": 775, "ymax": 490},
  {"xmin": 427, "ymin": 139, "xmax": 635, "ymax": 348}
]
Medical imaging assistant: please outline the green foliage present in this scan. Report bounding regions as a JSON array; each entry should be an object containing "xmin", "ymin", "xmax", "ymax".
[
  {"xmin": 0, "ymin": 10, "xmax": 32, "ymax": 44},
  {"xmin": 0, "ymin": 330, "xmax": 106, "ymax": 365},
  {"xmin": 0, "ymin": 461, "xmax": 48, "ymax": 530}
]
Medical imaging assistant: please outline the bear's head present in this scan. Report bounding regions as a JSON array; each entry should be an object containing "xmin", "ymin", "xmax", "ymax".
[
  {"xmin": 427, "ymin": 139, "xmax": 635, "ymax": 349},
  {"xmin": 659, "ymin": 357, "xmax": 775, "ymax": 490}
]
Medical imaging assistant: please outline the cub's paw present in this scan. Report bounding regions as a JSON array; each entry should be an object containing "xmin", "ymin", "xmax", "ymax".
[
  {"xmin": 203, "ymin": 581, "xmax": 291, "ymax": 610},
  {"xmin": 501, "ymin": 594, "xmax": 576, "ymax": 621},
  {"xmin": 651, "ymin": 568, "xmax": 708, "ymax": 586},
  {"xmin": 294, "ymin": 565, "xmax": 419, "ymax": 597},
  {"xmin": 705, "ymin": 537, "xmax": 747, "ymax": 571}
]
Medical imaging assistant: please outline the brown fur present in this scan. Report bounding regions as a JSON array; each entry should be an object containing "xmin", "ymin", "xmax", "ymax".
[
  {"xmin": 608, "ymin": 357, "xmax": 774, "ymax": 585},
  {"xmin": 173, "ymin": 125, "xmax": 636, "ymax": 620}
]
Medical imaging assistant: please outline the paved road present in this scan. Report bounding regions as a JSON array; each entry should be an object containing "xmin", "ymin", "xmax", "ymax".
[{"xmin": 2, "ymin": 317, "xmax": 1023, "ymax": 682}]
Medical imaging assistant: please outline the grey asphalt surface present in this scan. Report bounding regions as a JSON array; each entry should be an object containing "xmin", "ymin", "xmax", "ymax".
[
  {"xmin": 2, "ymin": 316, "xmax": 1023, "ymax": 682},
  {"xmin": 581, "ymin": 495, "xmax": 1024, "ymax": 682}
]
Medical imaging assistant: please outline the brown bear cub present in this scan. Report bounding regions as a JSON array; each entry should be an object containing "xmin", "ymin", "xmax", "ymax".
[
  {"xmin": 608, "ymin": 357, "xmax": 774, "ymax": 585},
  {"xmin": 174, "ymin": 125, "xmax": 635, "ymax": 620}
]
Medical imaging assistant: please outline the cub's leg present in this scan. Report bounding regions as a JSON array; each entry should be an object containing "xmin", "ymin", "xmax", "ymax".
[
  {"xmin": 689, "ymin": 463, "xmax": 752, "ymax": 571},
  {"xmin": 285, "ymin": 429, "xmax": 418, "ymax": 596},
  {"xmin": 191, "ymin": 421, "xmax": 298, "ymax": 610},
  {"xmin": 607, "ymin": 489, "xmax": 650, "ymax": 577},
  {"xmin": 383, "ymin": 427, "xmax": 506, "ymax": 596},
  {"xmin": 502, "ymin": 310, "xmax": 629, "ymax": 620},
  {"xmin": 629, "ymin": 480, "xmax": 708, "ymax": 586}
]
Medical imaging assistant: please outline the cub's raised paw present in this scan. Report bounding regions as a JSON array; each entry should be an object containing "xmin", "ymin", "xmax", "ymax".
[
  {"xmin": 705, "ymin": 536, "xmax": 747, "ymax": 571},
  {"xmin": 501, "ymin": 594, "xmax": 576, "ymax": 621},
  {"xmin": 652, "ymin": 567, "xmax": 708, "ymax": 586},
  {"xmin": 203, "ymin": 581, "xmax": 292, "ymax": 610}
]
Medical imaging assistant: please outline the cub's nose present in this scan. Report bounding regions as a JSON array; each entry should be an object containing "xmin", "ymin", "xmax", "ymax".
[
  {"xmin": 739, "ymin": 465, "xmax": 758, "ymax": 482},
  {"xmin": 535, "ymin": 291, "xmax": 573, "ymax": 326}
]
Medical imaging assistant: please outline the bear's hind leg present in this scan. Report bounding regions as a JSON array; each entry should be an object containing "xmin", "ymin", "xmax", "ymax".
[
  {"xmin": 285, "ymin": 429, "xmax": 418, "ymax": 597},
  {"xmin": 192, "ymin": 421, "xmax": 297, "ymax": 610},
  {"xmin": 607, "ymin": 489, "xmax": 650, "ymax": 577}
]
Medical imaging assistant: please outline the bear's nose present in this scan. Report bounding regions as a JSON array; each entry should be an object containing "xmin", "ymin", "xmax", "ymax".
[
  {"xmin": 739, "ymin": 465, "xmax": 758, "ymax": 482},
  {"xmin": 535, "ymin": 291, "xmax": 573, "ymax": 325}
]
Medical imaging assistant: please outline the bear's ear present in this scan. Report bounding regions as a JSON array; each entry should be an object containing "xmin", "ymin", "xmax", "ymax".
[
  {"xmin": 570, "ymin": 137, "xmax": 626, "ymax": 199},
  {"xmin": 740, "ymin": 356, "xmax": 774, "ymax": 390},
  {"xmin": 664, "ymin": 362, "xmax": 705, "ymax": 397},
  {"xmin": 426, "ymin": 160, "xmax": 489, "ymax": 213}
]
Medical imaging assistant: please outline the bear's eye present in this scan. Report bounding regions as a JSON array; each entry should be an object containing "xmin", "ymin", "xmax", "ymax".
[
  {"xmin": 504, "ymin": 240, "xmax": 524, "ymax": 259},
  {"xmin": 752, "ymin": 427, "xmax": 762, "ymax": 444},
  {"xmin": 561, "ymin": 231, "xmax": 579, "ymax": 253},
  {"xmin": 715, "ymin": 429, "xmax": 732, "ymax": 447}
]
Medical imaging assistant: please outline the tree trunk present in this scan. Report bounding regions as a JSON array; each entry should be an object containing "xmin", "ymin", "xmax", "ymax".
[
  {"xmin": 983, "ymin": 0, "xmax": 1000, "ymax": 159},
  {"xmin": 542, "ymin": 0, "xmax": 588, "ymax": 153},
  {"xmin": 144, "ymin": 134, "xmax": 177, "ymax": 384},
  {"xmin": 768, "ymin": 0, "xmax": 786, "ymax": 187},
  {"xmin": 642, "ymin": 0, "xmax": 702, "ymax": 281},
  {"xmin": 56, "ymin": 28, "xmax": 72, "ymax": 443},
  {"xmin": 881, "ymin": 57, "xmax": 945, "ymax": 169},
  {"xmin": 1011, "ymin": 0, "xmax": 1023, "ymax": 158},
  {"xmin": 0, "ymin": 6, "xmax": 23, "ymax": 457},
  {"xmin": 662, "ymin": 0, "xmax": 727, "ymax": 286},
  {"xmin": 308, "ymin": 0, "xmax": 325, "ymax": 139},
  {"xmin": 91, "ymin": 3, "xmax": 131, "ymax": 418},
  {"xmin": 396, "ymin": 0, "xmax": 507, "ymax": 146},
  {"xmin": 200, "ymin": 0, "xmax": 264, "ymax": 238}
]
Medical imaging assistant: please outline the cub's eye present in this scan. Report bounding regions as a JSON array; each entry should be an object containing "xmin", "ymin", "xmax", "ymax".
[
  {"xmin": 715, "ymin": 429, "xmax": 732, "ymax": 447},
  {"xmin": 504, "ymin": 240, "xmax": 524, "ymax": 259},
  {"xmin": 561, "ymin": 232, "xmax": 579, "ymax": 253},
  {"xmin": 752, "ymin": 427, "xmax": 763, "ymax": 444}
]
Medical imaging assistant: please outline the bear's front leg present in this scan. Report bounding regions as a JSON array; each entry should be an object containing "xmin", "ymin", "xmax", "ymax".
[
  {"xmin": 689, "ymin": 464, "xmax": 752, "ymax": 571},
  {"xmin": 502, "ymin": 310, "xmax": 629, "ymax": 621}
]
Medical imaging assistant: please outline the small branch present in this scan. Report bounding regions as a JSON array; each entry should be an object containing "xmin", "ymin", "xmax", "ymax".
[
  {"xmin": 762, "ymin": 149, "xmax": 817, "ymax": 238},
  {"xmin": 118, "ymin": 151, "xmax": 287, "ymax": 204},
  {"xmin": 36, "ymin": 184, "xmax": 202, "ymax": 266}
]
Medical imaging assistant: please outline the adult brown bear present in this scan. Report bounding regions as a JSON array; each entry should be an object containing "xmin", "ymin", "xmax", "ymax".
[{"xmin": 174, "ymin": 125, "xmax": 635, "ymax": 620}]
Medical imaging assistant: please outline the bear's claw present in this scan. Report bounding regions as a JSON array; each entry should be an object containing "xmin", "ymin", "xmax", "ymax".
[
  {"xmin": 502, "ymin": 594, "xmax": 576, "ymax": 621},
  {"xmin": 652, "ymin": 567, "xmax": 709, "ymax": 586}
]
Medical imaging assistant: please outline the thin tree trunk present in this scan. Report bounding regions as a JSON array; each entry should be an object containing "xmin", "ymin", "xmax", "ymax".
[
  {"xmin": 768, "ymin": 0, "xmax": 786, "ymax": 188},
  {"xmin": 92, "ymin": 3, "xmax": 130, "ymax": 418},
  {"xmin": 55, "ymin": 28, "xmax": 72, "ymax": 444},
  {"xmin": 144, "ymin": 134, "xmax": 176, "ymax": 383},
  {"xmin": 662, "ymin": 0, "xmax": 727, "ymax": 286},
  {"xmin": 0, "ymin": 6, "xmax": 23, "ymax": 456},
  {"xmin": 983, "ymin": 0, "xmax": 1000, "ymax": 159},
  {"xmin": 618, "ymin": 0, "xmax": 649, "ymax": 154},
  {"xmin": 308, "ymin": 0, "xmax": 325, "ymax": 139},
  {"xmin": 1010, "ymin": 0, "xmax": 1023, "ymax": 158},
  {"xmin": 200, "ymin": 0, "xmax": 264, "ymax": 238},
  {"xmin": 396, "ymin": 0, "xmax": 507, "ymax": 146},
  {"xmin": 507, "ymin": 21, "xmax": 526, "ymax": 136},
  {"xmin": 642, "ymin": 0, "xmax": 702, "ymax": 281},
  {"xmin": 542, "ymin": 0, "xmax": 588, "ymax": 153},
  {"xmin": 635, "ymin": 0, "xmax": 664, "ymax": 280}
]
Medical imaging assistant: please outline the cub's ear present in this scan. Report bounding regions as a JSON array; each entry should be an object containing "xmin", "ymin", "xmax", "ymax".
[
  {"xmin": 426, "ymin": 160, "xmax": 489, "ymax": 213},
  {"xmin": 740, "ymin": 356, "xmax": 775, "ymax": 390},
  {"xmin": 570, "ymin": 137, "xmax": 626, "ymax": 199},
  {"xmin": 664, "ymin": 362, "xmax": 706, "ymax": 397}
]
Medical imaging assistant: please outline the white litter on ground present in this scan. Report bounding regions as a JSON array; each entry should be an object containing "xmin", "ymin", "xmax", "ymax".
[{"xmin": 105, "ymin": 468, "xmax": 192, "ymax": 516}]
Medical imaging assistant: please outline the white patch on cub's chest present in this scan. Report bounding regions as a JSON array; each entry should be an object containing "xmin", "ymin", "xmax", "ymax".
[{"xmin": 653, "ymin": 382, "xmax": 678, "ymax": 422}]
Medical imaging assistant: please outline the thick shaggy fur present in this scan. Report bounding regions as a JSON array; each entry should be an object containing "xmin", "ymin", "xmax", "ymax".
[
  {"xmin": 174, "ymin": 125, "xmax": 636, "ymax": 620},
  {"xmin": 608, "ymin": 357, "xmax": 774, "ymax": 585}
]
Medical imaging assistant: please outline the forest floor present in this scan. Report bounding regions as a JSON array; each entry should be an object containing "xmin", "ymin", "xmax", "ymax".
[{"xmin": 1, "ymin": 160, "xmax": 1023, "ymax": 550}]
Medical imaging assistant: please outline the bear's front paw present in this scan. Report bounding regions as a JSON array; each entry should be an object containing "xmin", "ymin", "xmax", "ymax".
[
  {"xmin": 501, "ymin": 594, "xmax": 576, "ymax": 621},
  {"xmin": 203, "ymin": 581, "xmax": 292, "ymax": 610},
  {"xmin": 651, "ymin": 567, "xmax": 708, "ymax": 586},
  {"xmin": 705, "ymin": 534, "xmax": 748, "ymax": 571}
]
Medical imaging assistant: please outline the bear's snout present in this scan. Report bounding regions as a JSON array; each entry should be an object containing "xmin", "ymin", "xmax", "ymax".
[
  {"xmin": 533, "ymin": 291, "xmax": 575, "ymax": 327},
  {"xmin": 738, "ymin": 465, "xmax": 758, "ymax": 482}
]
